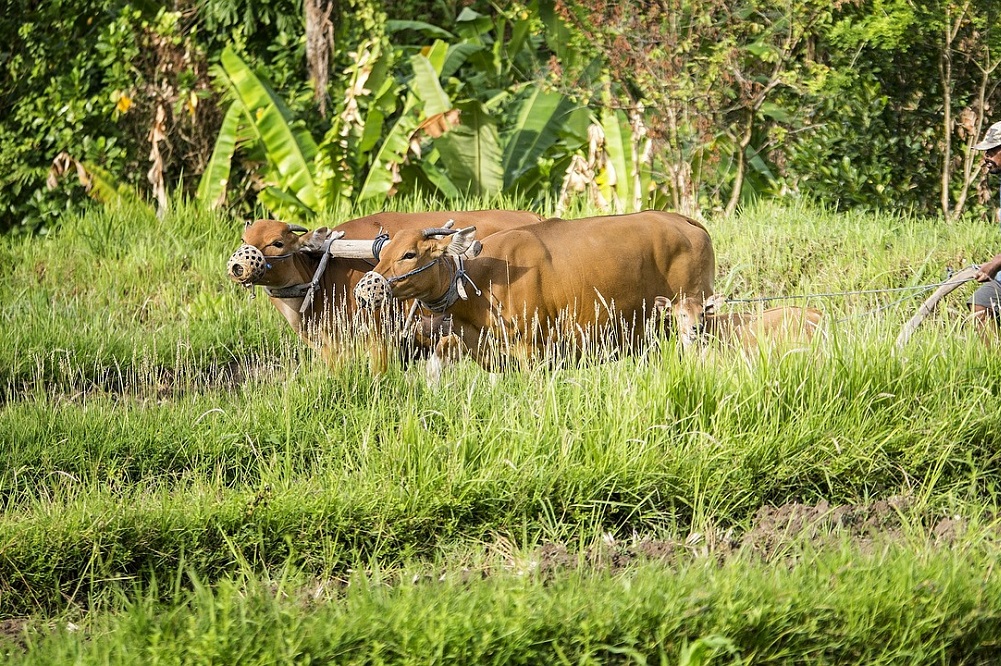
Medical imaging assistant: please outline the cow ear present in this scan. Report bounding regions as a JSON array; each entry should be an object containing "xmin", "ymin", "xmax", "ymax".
[
  {"xmin": 703, "ymin": 293, "xmax": 725, "ymax": 314},
  {"xmin": 299, "ymin": 227, "xmax": 339, "ymax": 253},
  {"xmin": 444, "ymin": 226, "xmax": 481, "ymax": 259},
  {"xmin": 654, "ymin": 296, "xmax": 672, "ymax": 313}
]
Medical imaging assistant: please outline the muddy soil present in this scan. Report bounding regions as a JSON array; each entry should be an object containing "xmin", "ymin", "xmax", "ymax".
[
  {"xmin": 533, "ymin": 495, "xmax": 973, "ymax": 577},
  {"xmin": 0, "ymin": 619, "xmax": 27, "ymax": 650}
]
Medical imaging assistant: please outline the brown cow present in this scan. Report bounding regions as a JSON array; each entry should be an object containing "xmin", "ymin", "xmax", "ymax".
[
  {"xmin": 353, "ymin": 211, "xmax": 715, "ymax": 372},
  {"xmin": 658, "ymin": 293, "xmax": 823, "ymax": 353},
  {"xmin": 226, "ymin": 210, "xmax": 543, "ymax": 371}
]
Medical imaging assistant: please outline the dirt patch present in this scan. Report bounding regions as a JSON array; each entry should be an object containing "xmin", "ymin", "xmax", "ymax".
[
  {"xmin": 0, "ymin": 618, "xmax": 28, "ymax": 651},
  {"xmin": 170, "ymin": 498, "xmax": 984, "ymax": 607},
  {"xmin": 740, "ymin": 495, "xmax": 912, "ymax": 560},
  {"xmin": 531, "ymin": 496, "xmax": 975, "ymax": 577}
]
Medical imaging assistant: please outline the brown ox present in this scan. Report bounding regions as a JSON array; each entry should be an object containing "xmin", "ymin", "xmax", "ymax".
[
  {"xmin": 226, "ymin": 210, "xmax": 543, "ymax": 371},
  {"xmin": 353, "ymin": 211, "xmax": 715, "ymax": 372},
  {"xmin": 659, "ymin": 293, "xmax": 823, "ymax": 353}
]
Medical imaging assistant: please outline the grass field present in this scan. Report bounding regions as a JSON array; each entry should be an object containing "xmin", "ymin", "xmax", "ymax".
[{"xmin": 3, "ymin": 198, "xmax": 1001, "ymax": 663}]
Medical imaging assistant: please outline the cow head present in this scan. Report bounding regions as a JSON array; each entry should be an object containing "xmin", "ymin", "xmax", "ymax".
[
  {"xmin": 227, "ymin": 219, "xmax": 332, "ymax": 288},
  {"xmin": 657, "ymin": 293, "xmax": 722, "ymax": 350},
  {"xmin": 354, "ymin": 226, "xmax": 481, "ymax": 309}
]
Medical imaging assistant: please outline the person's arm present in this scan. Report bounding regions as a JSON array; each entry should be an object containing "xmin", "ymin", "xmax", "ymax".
[{"xmin": 975, "ymin": 252, "xmax": 1001, "ymax": 282}]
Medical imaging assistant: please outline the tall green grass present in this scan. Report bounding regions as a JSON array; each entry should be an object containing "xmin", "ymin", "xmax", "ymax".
[
  {"xmin": 3, "ymin": 197, "xmax": 1001, "ymax": 662},
  {"xmin": 8, "ymin": 539, "xmax": 1001, "ymax": 664}
]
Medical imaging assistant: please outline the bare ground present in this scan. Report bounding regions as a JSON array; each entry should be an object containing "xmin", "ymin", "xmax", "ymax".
[
  {"xmin": 0, "ymin": 619, "xmax": 28, "ymax": 650},
  {"xmin": 531, "ymin": 495, "xmax": 973, "ymax": 578}
]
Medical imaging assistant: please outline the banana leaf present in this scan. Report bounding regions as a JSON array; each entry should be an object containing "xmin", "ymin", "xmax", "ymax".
[
  {"xmin": 421, "ymin": 40, "xmax": 449, "ymax": 73},
  {"xmin": 411, "ymin": 156, "xmax": 462, "ymax": 200},
  {"xmin": 196, "ymin": 101, "xmax": 243, "ymax": 209},
  {"xmin": 410, "ymin": 54, "xmax": 451, "ymax": 116},
  {"xmin": 502, "ymin": 88, "xmax": 573, "ymax": 190},
  {"xmin": 600, "ymin": 107, "xmax": 635, "ymax": 212},
  {"xmin": 455, "ymin": 7, "xmax": 492, "ymax": 41},
  {"xmin": 441, "ymin": 43, "xmax": 482, "ymax": 80},
  {"xmin": 435, "ymin": 101, "xmax": 503, "ymax": 197},
  {"xmin": 79, "ymin": 161, "xmax": 148, "ymax": 211},
  {"xmin": 258, "ymin": 186, "xmax": 315, "ymax": 220},
  {"xmin": 385, "ymin": 20, "xmax": 455, "ymax": 40},
  {"xmin": 505, "ymin": 14, "xmax": 531, "ymax": 62},
  {"xmin": 218, "ymin": 47, "xmax": 318, "ymax": 213},
  {"xmin": 357, "ymin": 112, "xmax": 416, "ymax": 202}
]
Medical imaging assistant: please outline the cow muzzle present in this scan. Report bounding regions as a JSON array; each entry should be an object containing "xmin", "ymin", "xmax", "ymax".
[
  {"xmin": 354, "ymin": 271, "xmax": 394, "ymax": 310},
  {"xmin": 227, "ymin": 244, "xmax": 268, "ymax": 284}
]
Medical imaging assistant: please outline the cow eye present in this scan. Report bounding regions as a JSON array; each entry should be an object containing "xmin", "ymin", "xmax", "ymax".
[
  {"xmin": 272, "ymin": 241, "xmax": 284, "ymax": 249},
  {"xmin": 402, "ymin": 251, "xmax": 416, "ymax": 260}
]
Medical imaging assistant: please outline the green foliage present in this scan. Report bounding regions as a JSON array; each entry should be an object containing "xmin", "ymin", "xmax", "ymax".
[
  {"xmin": 3, "ymin": 0, "xmax": 1001, "ymax": 229},
  {"xmin": 217, "ymin": 47, "xmax": 319, "ymax": 214},
  {"xmin": 10, "ymin": 546, "xmax": 1001, "ymax": 663},
  {"xmin": 784, "ymin": 75, "xmax": 920, "ymax": 211},
  {"xmin": 198, "ymin": 2, "xmax": 586, "ymax": 218},
  {"xmin": 0, "ymin": 0, "xmax": 312, "ymax": 233},
  {"xmin": 196, "ymin": 103, "xmax": 244, "ymax": 209},
  {"xmin": 0, "ymin": 1, "xmax": 136, "ymax": 232},
  {"xmin": 811, "ymin": 0, "xmax": 1001, "ymax": 217},
  {"xmin": 434, "ymin": 101, "xmax": 505, "ymax": 197}
]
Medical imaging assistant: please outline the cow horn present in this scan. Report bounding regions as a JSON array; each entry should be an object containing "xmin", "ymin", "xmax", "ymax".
[
  {"xmin": 288, "ymin": 224, "xmax": 309, "ymax": 233},
  {"xmin": 421, "ymin": 227, "xmax": 459, "ymax": 238}
]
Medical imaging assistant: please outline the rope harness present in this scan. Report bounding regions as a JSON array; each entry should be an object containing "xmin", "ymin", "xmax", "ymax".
[
  {"xmin": 365, "ymin": 253, "xmax": 483, "ymax": 313},
  {"xmin": 721, "ymin": 277, "xmax": 976, "ymax": 305},
  {"xmin": 262, "ymin": 236, "xmax": 336, "ymax": 314}
]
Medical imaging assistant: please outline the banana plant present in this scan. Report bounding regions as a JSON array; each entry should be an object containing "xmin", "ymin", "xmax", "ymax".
[
  {"xmin": 197, "ymin": 3, "xmax": 588, "ymax": 217},
  {"xmin": 421, "ymin": 7, "xmax": 587, "ymax": 202},
  {"xmin": 47, "ymin": 152, "xmax": 151, "ymax": 212},
  {"xmin": 356, "ymin": 44, "xmax": 451, "ymax": 201},
  {"xmin": 502, "ymin": 88, "xmax": 578, "ymax": 192},
  {"xmin": 198, "ymin": 46, "xmax": 319, "ymax": 219},
  {"xmin": 195, "ymin": 102, "xmax": 243, "ymax": 209}
]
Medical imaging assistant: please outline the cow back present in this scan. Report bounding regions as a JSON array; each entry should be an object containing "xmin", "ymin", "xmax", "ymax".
[
  {"xmin": 474, "ymin": 210, "xmax": 714, "ymax": 322},
  {"xmin": 443, "ymin": 210, "xmax": 715, "ymax": 358}
]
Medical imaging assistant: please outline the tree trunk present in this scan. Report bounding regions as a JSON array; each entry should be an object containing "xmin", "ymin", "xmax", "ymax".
[
  {"xmin": 939, "ymin": 34, "xmax": 953, "ymax": 218},
  {"xmin": 306, "ymin": 0, "xmax": 335, "ymax": 117},
  {"xmin": 952, "ymin": 30, "xmax": 1001, "ymax": 220},
  {"xmin": 724, "ymin": 115, "xmax": 754, "ymax": 217},
  {"xmin": 663, "ymin": 107, "xmax": 700, "ymax": 218},
  {"xmin": 952, "ymin": 71, "xmax": 991, "ymax": 219},
  {"xmin": 940, "ymin": 0, "xmax": 973, "ymax": 220}
]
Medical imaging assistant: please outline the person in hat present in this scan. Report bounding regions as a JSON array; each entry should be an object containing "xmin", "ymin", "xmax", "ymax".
[{"xmin": 969, "ymin": 121, "xmax": 1001, "ymax": 337}]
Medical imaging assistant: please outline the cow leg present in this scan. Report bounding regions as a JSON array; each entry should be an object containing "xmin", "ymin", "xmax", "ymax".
[
  {"xmin": 427, "ymin": 334, "xmax": 467, "ymax": 386},
  {"xmin": 317, "ymin": 332, "xmax": 358, "ymax": 373}
]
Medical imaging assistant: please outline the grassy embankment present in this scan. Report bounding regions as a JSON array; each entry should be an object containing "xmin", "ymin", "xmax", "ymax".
[{"xmin": 3, "ymin": 198, "xmax": 1001, "ymax": 663}]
